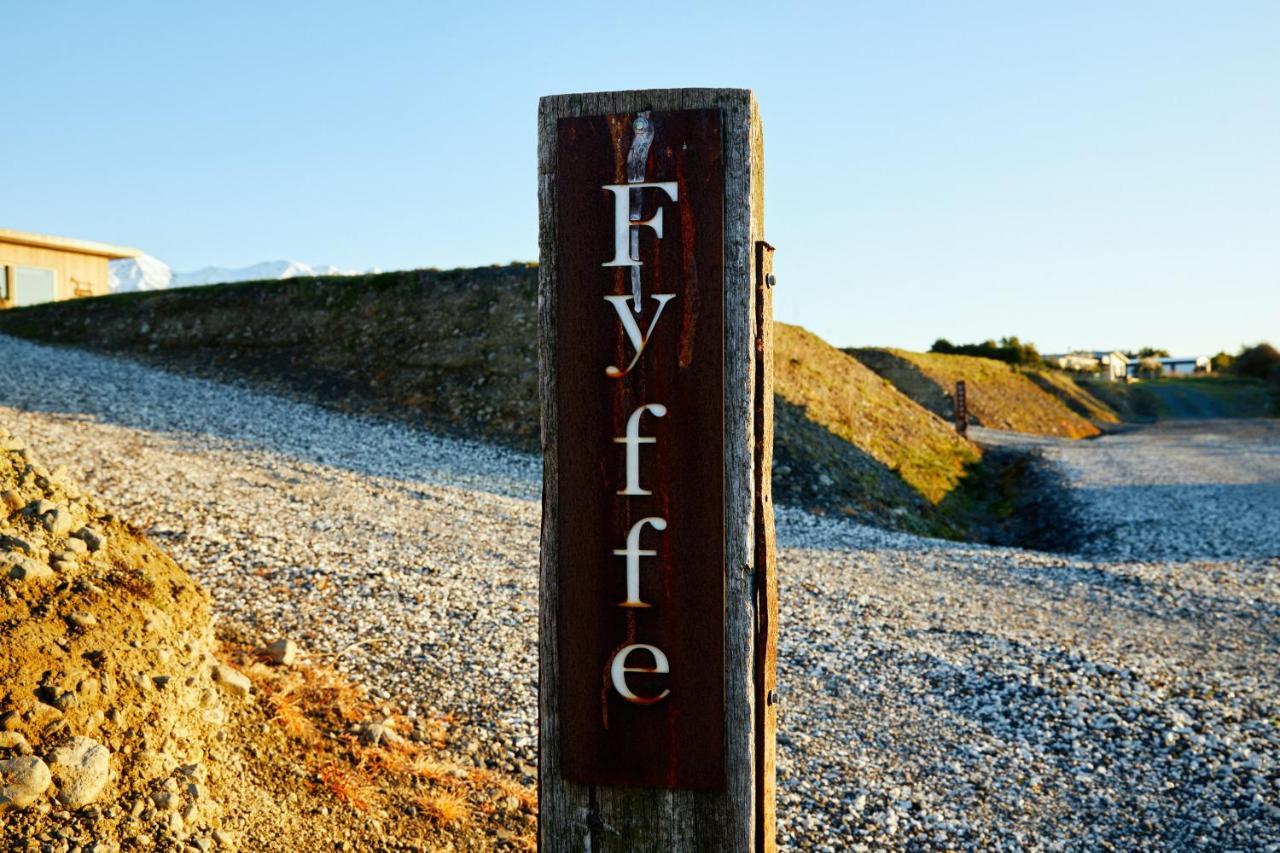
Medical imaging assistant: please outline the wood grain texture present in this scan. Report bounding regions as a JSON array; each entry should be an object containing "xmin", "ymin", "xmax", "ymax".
[
  {"xmin": 753, "ymin": 241, "xmax": 777, "ymax": 853},
  {"xmin": 539, "ymin": 89, "xmax": 770, "ymax": 851}
]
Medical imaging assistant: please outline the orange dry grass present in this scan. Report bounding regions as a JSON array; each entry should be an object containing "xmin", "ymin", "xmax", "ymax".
[
  {"xmin": 218, "ymin": 642, "xmax": 535, "ymax": 841},
  {"xmin": 410, "ymin": 754, "xmax": 456, "ymax": 785},
  {"xmin": 417, "ymin": 789, "xmax": 470, "ymax": 827},
  {"xmin": 319, "ymin": 763, "xmax": 378, "ymax": 812},
  {"xmin": 471, "ymin": 767, "xmax": 537, "ymax": 813}
]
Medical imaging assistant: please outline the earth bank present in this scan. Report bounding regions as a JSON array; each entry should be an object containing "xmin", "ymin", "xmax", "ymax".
[{"xmin": 0, "ymin": 426, "xmax": 534, "ymax": 851}]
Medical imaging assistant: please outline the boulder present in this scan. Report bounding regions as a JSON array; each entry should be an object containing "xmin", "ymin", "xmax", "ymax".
[
  {"xmin": 0, "ymin": 756, "xmax": 52, "ymax": 809},
  {"xmin": 47, "ymin": 736, "xmax": 111, "ymax": 808},
  {"xmin": 210, "ymin": 664, "xmax": 252, "ymax": 700}
]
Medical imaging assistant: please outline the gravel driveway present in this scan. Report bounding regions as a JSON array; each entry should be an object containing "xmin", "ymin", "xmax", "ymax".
[{"xmin": 2, "ymin": 334, "xmax": 1277, "ymax": 851}]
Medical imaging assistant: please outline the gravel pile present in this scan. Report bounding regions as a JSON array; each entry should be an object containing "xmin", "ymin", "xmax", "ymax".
[{"xmin": 2, "ymin": 335, "xmax": 1277, "ymax": 850}]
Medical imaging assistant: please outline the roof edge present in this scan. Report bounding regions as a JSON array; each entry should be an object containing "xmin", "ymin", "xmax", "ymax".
[{"xmin": 0, "ymin": 228, "xmax": 143, "ymax": 259}]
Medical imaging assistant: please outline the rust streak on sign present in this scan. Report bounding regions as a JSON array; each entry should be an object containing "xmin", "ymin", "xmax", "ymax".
[{"xmin": 554, "ymin": 108, "xmax": 726, "ymax": 790}]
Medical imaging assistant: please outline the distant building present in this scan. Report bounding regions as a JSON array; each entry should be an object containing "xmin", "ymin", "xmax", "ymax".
[
  {"xmin": 0, "ymin": 228, "xmax": 141, "ymax": 309},
  {"xmin": 1095, "ymin": 351, "xmax": 1129, "ymax": 382},
  {"xmin": 1160, "ymin": 356, "xmax": 1211, "ymax": 376},
  {"xmin": 1124, "ymin": 355, "xmax": 1212, "ymax": 377},
  {"xmin": 1046, "ymin": 350, "xmax": 1129, "ymax": 382}
]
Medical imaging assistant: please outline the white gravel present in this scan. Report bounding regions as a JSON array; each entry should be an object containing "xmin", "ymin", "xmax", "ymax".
[{"xmin": 2, "ymin": 334, "xmax": 1277, "ymax": 851}]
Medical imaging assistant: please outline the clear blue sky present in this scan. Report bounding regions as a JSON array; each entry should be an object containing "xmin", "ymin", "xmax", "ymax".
[{"xmin": 5, "ymin": 1, "xmax": 1276, "ymax": 355}]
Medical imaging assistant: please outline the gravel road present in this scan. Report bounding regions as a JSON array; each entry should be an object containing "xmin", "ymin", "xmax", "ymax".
[{"xmin": 2, "ymin": 334, "xmax": 1277, "ymax": 851}]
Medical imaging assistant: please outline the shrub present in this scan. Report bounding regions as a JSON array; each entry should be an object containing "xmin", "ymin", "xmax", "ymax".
[
  {"xmin": 930, "ymin": 336, "xmax": 1042, "ymax": 367},
  {"xmin": 1231, "ymin": 343, "xmax": 1280, "ymax": 382},
  {"xmin": 1211, "ymin": 351, "xmax": 1235, "ymax": 373},
  {"xmin": 1134, "ymin": 357, "xmax": 1165, "ymax": 379}
]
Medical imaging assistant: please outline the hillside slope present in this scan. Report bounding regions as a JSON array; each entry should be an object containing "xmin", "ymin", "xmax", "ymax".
[
  {"xmin": 0, "ymin": 266, "xmax": 541, "ymax": 452},
  {"xmin": 775, "ymin": 324, "xmax": 979, "ymax": 508},
  {"xmin": 1, "ymin": 267, "xmax": 993, "ymax": 536},
  {"xmin": 851, "ymin": 349, "xmax": 1103, "ymax": 439}
]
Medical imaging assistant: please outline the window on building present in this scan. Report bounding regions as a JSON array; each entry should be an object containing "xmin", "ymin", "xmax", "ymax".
[
  {"xmin": 12, "ymin": 266, "xmax": 57, "ymax": 306},
  {"xmin": 0, "ymin": 267, "xmax": 9, "ymax": 301}
]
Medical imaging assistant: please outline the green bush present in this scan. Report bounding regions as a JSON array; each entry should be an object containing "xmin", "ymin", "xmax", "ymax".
[
  {"xmin": 930, "ymin": 336, "xmax": 1042, "ymax": 367},
  {"xmin": 1231, "ymin": 343, "xmax": 1280, "ymax": 383}
]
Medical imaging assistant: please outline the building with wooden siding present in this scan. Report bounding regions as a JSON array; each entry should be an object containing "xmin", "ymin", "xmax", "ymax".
[{"xmin": 0, "ymin": 228, "xmax": 141, "ymax": 309}]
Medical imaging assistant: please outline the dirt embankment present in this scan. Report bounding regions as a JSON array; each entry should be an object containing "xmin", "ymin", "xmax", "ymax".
[
  {"xmin": 850, "ymin": 349, "xmax": 1104, "ymax": 439},
  {"xmin": 0, "ymin": 266, "xmax": 541, "ymax": 455},
  {"xmin": 774, "ymin": 324, "xmax": 979, "ymax": 520},
  {"xmin": 0, "ymin": 268, "xmax": 996, "ymax": 537},
  {"xmin": 0, "ymin": 426, "xmax": 533, "ymax": 850}
]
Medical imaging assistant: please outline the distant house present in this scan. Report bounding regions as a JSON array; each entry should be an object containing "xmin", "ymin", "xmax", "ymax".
[
  {"xmin": 0, "ymin": 228, "xmax": 141, "ymax": 309},
  {"xmin": 1124, "ymin": 355, "xmax": 1212, "ymax": 377},
  {"xmin": 1047, "ymin": 350, "xmax": 1129, "ymax": 382},
  {"xmin": 1096, "ymin": 351, "xmax": 1129, "ymax": 382},
  {"xmin": 1048, "ymin": 352, "xmax": 1099, "ymax": 372},
  {"xmin": 1159, "ymin": 356, "xmax": 1211, "ymax": 376}
]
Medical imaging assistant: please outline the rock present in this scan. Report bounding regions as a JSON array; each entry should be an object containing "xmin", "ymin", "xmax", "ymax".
[
  {"xmin": 0, "ymin": 711, "xmax": 20, "ymax": 731},
  {"xmin": 0, "ymin": 756, "xmax": 52, "ymax": 809},
  {"xmin": 67, "ymin": 612, "xmax": 99, "ymax": 630},
  {"xmin": 25, "ymin": 502, "xmax": 73, "ymax": 537},
  {"xmin": 212, "ymin": 828, "xmax": 237, "ymax": 849},
  {"xmin": 0, "ymin": 490, "xmax": 22, "ymax": 513},
  {"xmin": 71, "ymin": 527, "xmax": 107, "ymax": 552},
  {"xmin": 47, "ymin": 736, "xmax": 111, "ymax": 808},
  {"xmin": 0, "ymin": 732, "xmax": 32, "ymax": 755},
  {"xmin": 8, "ymin": 557, "xmax": 54, "ymax": 582},
  {"xmin": 0, "ymin": 534, "xmax": 32, "ymax": 555},
  {"xmin": 210, "ymin": 664, "xmax": 252, "ymax": 700},
  {"xmin": 152, "ymin": 790, "xmax": 178, "ymax": 811},
  {"xmin": 63, "ymin": 538, "xmax": 88, "ymax": 555},
  {"xmin": 262, "ymin": 638, "xmax": 298, "ymax": 666}
]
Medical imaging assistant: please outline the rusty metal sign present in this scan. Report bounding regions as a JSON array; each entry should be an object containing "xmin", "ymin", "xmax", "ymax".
[{"xmin": 554, "ymin": 108, "xmax": 726, "ymax": 789}]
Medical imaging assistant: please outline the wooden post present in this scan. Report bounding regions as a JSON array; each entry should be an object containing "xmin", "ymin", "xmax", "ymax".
[
  {"xmin": 955, "ymin": 380, "xmax": 968, "ymax": 436},
  {"xmin": 538, "ymin": 89, "xmax": 774, "ymax": 851}
]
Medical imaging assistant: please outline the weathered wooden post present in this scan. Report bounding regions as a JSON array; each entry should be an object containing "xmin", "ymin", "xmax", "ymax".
[
  {"xmin": 955, "ymin": 380, "xmax": 969, "ymax": 436},
  {"xmin": 537, "ymin": 89, "xmax": 775, "ymax": 851}
]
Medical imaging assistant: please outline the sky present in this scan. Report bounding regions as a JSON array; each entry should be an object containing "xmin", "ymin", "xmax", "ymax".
[{"xmin": 4, "ymin": 1, "xmax": 1277, "ymax": 356}]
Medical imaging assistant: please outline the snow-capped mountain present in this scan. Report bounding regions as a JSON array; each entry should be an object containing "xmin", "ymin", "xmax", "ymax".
[
  {"xmin": 174, "ymin": 260, "xmax": 360, "ymax": 287},
  {"xmin": 106, "ymin": 254, "xmax": 174, "ymax": 293},
  {"xmin": 108, "ymin": 256, "xmax": 365, "ymax": 294}
]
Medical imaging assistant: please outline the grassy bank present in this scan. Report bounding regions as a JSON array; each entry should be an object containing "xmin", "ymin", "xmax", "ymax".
[
  {"xmin": 0, "ymin": 268, "xmax": 999, "ymax": 538},
  {"xmin": 849, "ymin": 348, "xmax": 1104, "ymax": 438},
  {"xmin": 1079, "ymin": 375, "xmax": 1278, "ymax": 421}
]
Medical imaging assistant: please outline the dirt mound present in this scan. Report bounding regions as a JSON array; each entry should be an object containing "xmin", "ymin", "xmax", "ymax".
[
  {"xmin": 0, "ymin": 426, "xmax": 533, "ymax": 850},
  {"xmin": 1024, "ymin": 370, "xmax": 1121, "ymax": 426},
  {"xmin": 775, "ymin": 325, "xmax": 980, "ymax": 528},
  {"xmin": 850, "ymin": 348, "xmax": 1103, "ymax": 439}
]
